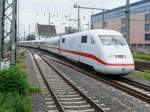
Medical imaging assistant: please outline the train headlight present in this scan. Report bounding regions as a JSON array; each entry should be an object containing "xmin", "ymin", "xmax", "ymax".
[
  {"xmin": 108, "ymin": 54, "xmax": 126, "ymax": 59},
  {"xmin": 114, "ymin": 55, "xmax": 126, "ymax": 58}
]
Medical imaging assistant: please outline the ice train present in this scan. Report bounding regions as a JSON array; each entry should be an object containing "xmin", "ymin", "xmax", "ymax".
[{"xmin": 20, "ymin": 29, "xmax": 135, "ymax": 75}]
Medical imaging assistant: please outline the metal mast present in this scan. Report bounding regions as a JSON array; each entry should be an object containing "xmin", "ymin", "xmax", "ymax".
[
  {"xmin": 77, "ymin": 6, "xmax": 81, "ymax": 32},
  {"xmin": 125, "ymin": 0, "xmax": 130, "ymax": 44},
  {"xmin": 49, "ymin": 12, "xmax": 51, "ymax": 25},
  {"xmin": 12, "ymin": 0, "xmax": 17, "ymax": 65},
  {"xmin": 73, "ymin": 3, "xmax": 81, "ymax": 32},
  {"xmin": 0, "ymin": 0, "xmax": 17, "ymax": 67},
  {"xmin": 74, "ymin": 3, "xmax": 108, "ymax": 31},
  {"xmin": 0, "ymin": 0, "xmax": 5, "ymax": 65}
]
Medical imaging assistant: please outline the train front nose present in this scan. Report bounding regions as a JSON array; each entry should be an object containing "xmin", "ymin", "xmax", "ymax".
[
  {"xmin": 105, "ymin": 54, "xmax": 135, "ymax": 75},
  {"xmin": 105, "ymin": 65, "xmax": 135, "ymax": 75}
]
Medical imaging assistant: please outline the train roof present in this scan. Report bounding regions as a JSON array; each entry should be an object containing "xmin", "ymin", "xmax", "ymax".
[
  {"xmin": 62, "ymin": 29, "xmax": 122, "ymax": 37},
  {"xmin": 20, "ymin": 29, "xmax": 122, "ymax": 43},
  {"xmin": 20, "ymin": 40, "xmax": 45, "ymax": 43}
]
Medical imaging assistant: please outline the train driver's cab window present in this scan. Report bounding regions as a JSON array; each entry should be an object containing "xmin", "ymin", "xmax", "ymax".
[
  {"xmin": 81, "ymin": 36, "xmax": 87, "ymax": 43},
  {"xmin": 91, "ymin": 38, "xmax": 95, "ymax": 44},
  {"xmin": 62, "ymin": 38, "xmax": 65, "ymax": 43}
]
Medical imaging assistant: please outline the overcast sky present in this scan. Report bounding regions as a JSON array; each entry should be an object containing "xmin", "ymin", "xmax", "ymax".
[{"xmin": 19, "ymin": 0, "xmax": 141, "ymax": 37}]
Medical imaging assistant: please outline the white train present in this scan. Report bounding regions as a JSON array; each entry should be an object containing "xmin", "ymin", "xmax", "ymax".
[{"xmin": 20, "ymin": 29, "xmax": 135, "ymax": 75}]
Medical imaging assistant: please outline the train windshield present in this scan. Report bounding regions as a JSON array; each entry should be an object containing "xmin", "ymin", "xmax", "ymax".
[{"xmin": 99, "ymin": 35, "xmax": 127, "ymax": 45}]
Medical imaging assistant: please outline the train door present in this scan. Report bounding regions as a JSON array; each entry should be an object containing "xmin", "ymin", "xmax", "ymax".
[
  {"xmin": 80, "ymin": 35, "xmax": 89, "ymax": 64},
  {"xmin": 58, "ymin": 36, "xmax": 63, "ymax": 55},
  {"xmin": 70, "ymin": 37, "xmax": 80, "ymax": 61},
  {"xmin": 80, "ymin": 35, "xmax": 98, "ymax": 66},
  {"xmin": 60, "ymin": 37, "xmax": 66, "ymax": 57}
]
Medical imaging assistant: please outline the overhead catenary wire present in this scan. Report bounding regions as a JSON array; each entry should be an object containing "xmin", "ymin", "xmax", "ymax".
[{"xmin": 46, "ymin": 0, "xmax": 55, "ymax": 12}]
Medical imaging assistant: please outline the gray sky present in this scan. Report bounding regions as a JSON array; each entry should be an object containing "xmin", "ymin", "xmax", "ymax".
[{"xmin": 19, "ymin": 0, "xmax": 140, "ymax": 37}]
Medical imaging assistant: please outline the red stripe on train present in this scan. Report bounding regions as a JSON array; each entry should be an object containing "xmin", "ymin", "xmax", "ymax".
[{"xmin": 42, "ymin": 45, "xmax": 134, "ymax": 67}]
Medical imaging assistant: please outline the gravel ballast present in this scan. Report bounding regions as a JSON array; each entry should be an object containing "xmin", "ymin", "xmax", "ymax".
[
  {"xmin": 24, "ymin": 51, "xmax": 49, "ymax": 112},
  {"xmin": 46, "ymin": 58, "xmax": 150, "ymax": 112},
  {"xmin": 124, "ymin": 73, "xmax": 150, "ymax": 87}
]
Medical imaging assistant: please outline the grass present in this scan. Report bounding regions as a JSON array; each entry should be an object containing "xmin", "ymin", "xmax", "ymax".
[
  {"xmin": 0, "ymin": 92, "xmax": 22, "ymax": 112},
  {"xmin": 132, "ymin": 71, "xmax": 150, "ymax": 80},
  {"xmin": 0, "ymin": 92, "xmax": 32, "ymax": 112},
  {"xmin": 16, "ymin": 52, "xmax": 27, "ymax": 69},
  {"xmin": 0, "ymin": 51, "xmax": 40, "ymax": 112},
  {"xmin": 0, "ymin": 67, "xmax": 32, "ymax": 112},
  {"xmin": 133, "ymin": 52, "xmax": 150, "ymax": 61}
]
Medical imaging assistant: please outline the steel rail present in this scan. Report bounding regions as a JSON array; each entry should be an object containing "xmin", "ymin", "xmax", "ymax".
[
  {"xmin": 135, "ymin": 60, "xmax": 150, "ymax": 72},
  {"xmin": 40, "ymin": 54, "xmax": 105, "ymax": 112},
  {"xmin": 32, "ymin": 52, "xmax": 65, "ymax": 112},
  {"xmin": 119, "ymin": 77, "xmax": 150, "ymax": 92},
  {"xmin": 36, "ymin": 51, "xmax": 150, "ymax": 104}
]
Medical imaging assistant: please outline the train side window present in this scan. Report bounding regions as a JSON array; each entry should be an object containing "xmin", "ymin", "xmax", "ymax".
[
  {"xmin": 62, "ymin": 38, "xmax": 65, "ymax": 43},
  {"xmin": 81, "ymin": 36, "xmax": 87, "ymax": 43},
  {"xmin": 91, "ymin": 38, "xmax": 95, "ymax": 44}
]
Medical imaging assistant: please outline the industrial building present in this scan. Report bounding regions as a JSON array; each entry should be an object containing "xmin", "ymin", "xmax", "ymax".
[{"xmin": 91, "ymin": 0, "xmax": 150, "ymax": 50}]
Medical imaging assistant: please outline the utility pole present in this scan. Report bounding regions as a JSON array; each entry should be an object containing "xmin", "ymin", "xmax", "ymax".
[
  {"xmin": 125, "ymin": 0, "xmax": 130, "ymax": 44},
  {"xmin": 29, "ymin": 24, "xmax": 30, "ymax": 34},
  {"xmin": 78, "ymin": 6, "xmax": 81, "ymax": 32},
  {"xmin": 17, "ymin": 0, "xmax": 20, "ymax": 39},
  {"xmin": 102, "ymin": 9, "xmax": 105, "ymax": 29},
  {"xmin": 74, "ymin": 3, "xmax": 108, "ymax": 31},
  {"xmin": 73, "ymin": 3, "xmax": 81, "ymax": 32},
  {"xmin": 87, "ymin": 21, "xmax": 90, "ymax": 30},
  {"xmin": 12, "ymin": 0, "xmax": 17, "ymax": 65},
  {"xmin": 24, "ymin": 30, "xmax": 26, "ymax": 40},
  {"xmin": 49, "ymin": 13, "xmax": 51, "ymax": 25}
]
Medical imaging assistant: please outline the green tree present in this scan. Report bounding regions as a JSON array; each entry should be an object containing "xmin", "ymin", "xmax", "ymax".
[{"xmin": 26, "ymin": 34, "xmax": 35, "ymax": 41}]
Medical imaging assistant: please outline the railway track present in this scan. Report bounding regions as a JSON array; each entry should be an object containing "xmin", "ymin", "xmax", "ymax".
[
  {"xmin": 3, "ymin": 49, "xmax": 25, "ymax": 62},
  {"xmin": 135, "ymin": 60, "xmax": 150, "ymax": 72},
  {"xmin": 29, "ymin": 49, "xmax": 150, "ymax": 104},
  {"xmin": 32, "ymin": 52, "xmax": 107, "ymax": 112},
  {"xmin": 116, "ymin": 77, "xmax": 150, "ymax": 92}
]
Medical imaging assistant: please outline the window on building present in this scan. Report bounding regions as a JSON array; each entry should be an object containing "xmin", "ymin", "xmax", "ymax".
[
  {"xmin": 138, "ymin": 44, "xmax": 143, "ymax": 48},
  {"xmin": 81, "ymin": 36, "xmax": 87, "ymax": 43},
  {"xmin": 132, "ymin": 44, "xmax": 137, "ymax": 49},
  {"xmin": 145, "ymin": 44, "xmax": 150, "ymax": 49},
  {"xmin": 104, "ymin": 21, "xmax": 107, "ymax": 27},
  {"xmin": 145, "ymin": 24, "xmax": 150, "ymax": 30},
  {"xmin": 145, "ymin": 34, "xmax": 150, "ymax": 40},
  {"xmin": 121, "ymin": 26, "xmax": 126, "ymax": 33},
  {"xmin": 145, "ymin": 13, "xmax": 150, "ymax": 21},
  {"xmin": 121, "ymin": 18, "xmax": 126, "ymax": 25},
  {"xmin": 62, "ymin": 38, "xmax": 65, "ymax": 43}
]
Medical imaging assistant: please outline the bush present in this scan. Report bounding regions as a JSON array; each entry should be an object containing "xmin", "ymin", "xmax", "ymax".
[
  {"xmin": 133, "ymin": 71, "xmax": 150, "ymax": 80},
  {"xmin": 0, "ymin": 92, "xmax": 25, "ymax": 112},
  {"xmin": 0, "ymin": 67, "xmax": 30, "ymax": 95},
  {"xmin": 0, "ymin": 54, "xmax": 39, "ymax": 112},
  {"xmin": 133, "ymin": 52, "xmax": 150, "ymax": 61}
]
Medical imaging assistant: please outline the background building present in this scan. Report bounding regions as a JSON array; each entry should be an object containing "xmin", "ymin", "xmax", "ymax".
[
  {"xmin": 91, "ymin": 0, "xmax": 150, "ymax": 51},
  {"xmin": 36, "ymin": 23, "xmax": 56, "ymax": 40}
]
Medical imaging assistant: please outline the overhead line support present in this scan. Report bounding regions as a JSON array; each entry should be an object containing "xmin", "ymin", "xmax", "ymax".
[
  {"xmin": 74, "ymin": 4, "xmax": 108, "ymax": 30},
  {"xmin": 0, "ymin": 0, "xmax": 5, "ymax": 68},
  {"xmin": 0, "ymin": 0, "xmax": 17, "ymax": 68}
]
